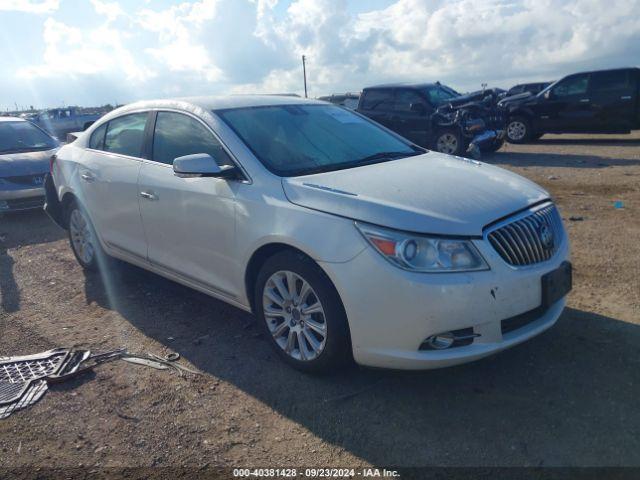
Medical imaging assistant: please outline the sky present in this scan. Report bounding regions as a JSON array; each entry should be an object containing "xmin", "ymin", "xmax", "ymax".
[{"xmin": 0, "ymin": 0, "xmax": 639, "ymax": 111}]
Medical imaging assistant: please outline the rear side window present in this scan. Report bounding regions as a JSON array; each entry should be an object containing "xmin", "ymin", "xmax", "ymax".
[
  {"xmin": 152, "ymin": 111, "xmax": 232, "ymax": 166},
  {"xmin": 89, "ymin": 124, "xmax": 107, "ymax": 150},
  {"xmin": 360, "ymin": 90, "xmax": 394, "ymax": 111},
  {"xmin": 104, "ymin": 113, "xmax": 148, "ymax": 157},
  {"xmin": 590, "ymin": 70, "xmax": 629, "ymax": 92}
]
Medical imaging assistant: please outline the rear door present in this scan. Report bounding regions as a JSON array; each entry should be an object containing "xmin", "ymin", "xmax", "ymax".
[
  {"xmin": 536, "ymin": 73, "xmax": 596, "ymax": 132},
  {"xmin": 389, "ymin": 88, "xmax": 431, "ymax": 146},
  {"xmin": 79, "ymin": 112, "xmax": 150, "ymax": 260},
  {"xmin": 589, "ymin": 69, "xmax": 636, "ymax": 131},
  {"xmin": 357, "ymin": 89, "xmax": 395, "ymax": 129},
  {"xmin": 137, "ymin": 110, "xmax": 239, "ymax": 297}
]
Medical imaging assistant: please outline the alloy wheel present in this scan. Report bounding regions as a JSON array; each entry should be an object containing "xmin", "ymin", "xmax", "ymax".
[
  {"xmin": 69, "ymin": 209, "xmax": 95, "ymax": 265},
  {"xmin": 436, "ymin": 133, "xmax": 459, "ymax": 154},
  {"xmin": 507, "ymin": 121, "xmax": 527, "ymax": 141},
  {"xmin": 262, "ymin": 270, "xmax": 327, "ymax": 361}
]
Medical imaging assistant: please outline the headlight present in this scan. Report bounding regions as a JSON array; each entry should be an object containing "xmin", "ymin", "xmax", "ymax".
[{"xmin": 356, "ymin": 222, "xmax": 489, "ymax": 273}]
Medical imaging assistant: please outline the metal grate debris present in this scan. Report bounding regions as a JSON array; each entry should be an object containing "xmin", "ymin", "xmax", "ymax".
[{"xmin": 1, "ymin": 347, "xmax": 198, "ymax": 419}]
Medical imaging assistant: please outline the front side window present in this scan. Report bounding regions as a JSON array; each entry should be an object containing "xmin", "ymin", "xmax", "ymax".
[
  {"xmin": 394, "ymin": 90, "xmax": 428, "ymax": 112},
  {"xmin": 103, "ymin": 113, "xmax": 148, "ymax": 157},
  {"xmin": 218, "ymin": 104, "xmax": 421, "ymax": 177},
  {"xmin": 422, "ymin": 86, "xmax": 458, "ymax": 105},
  {"xmin": 360, "ymin": 90, "xmax": 395, "ymax": 111},
  {"xmin": 0, "ymin": 121, "xmax": 57, "ymax": 154},
  {"xmin": 152, "ymin": 112, "xmax": 232, "ymax": 166},
  {"xmin": 553, "ymin": 75, "xmax": 589, "ymax": 97}
]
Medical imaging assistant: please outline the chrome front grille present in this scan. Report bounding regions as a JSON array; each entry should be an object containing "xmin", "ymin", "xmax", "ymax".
[{"xmin": 487, "ymin": 204, "xmax": 563, "ymax": 266}]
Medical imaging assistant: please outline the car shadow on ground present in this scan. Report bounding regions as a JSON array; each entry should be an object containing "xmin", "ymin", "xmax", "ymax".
[
  {"xmin": 483, "ymin": 151, "xmax": 640, "ymax": 169},
  {"xmin": 0, "ymin": 210, "xmax": 65, "ymax": 313},
  {"xmin": 83, "ymin": 262, "xmax": 640, "ymax": 466},
  {"xmin": 535, "ymin": 137, "xmax": 640, "ymax": 147}
]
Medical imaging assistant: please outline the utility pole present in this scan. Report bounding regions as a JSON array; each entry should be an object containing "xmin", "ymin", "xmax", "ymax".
[{"xmin": 302, "ymin": 55, "xmax": 308, "ymax": 98}]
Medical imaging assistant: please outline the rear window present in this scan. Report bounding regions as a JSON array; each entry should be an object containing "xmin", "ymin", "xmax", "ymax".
[
  {"xmin": 103, "ymin": 113, "xmax": 148, "ymax": 157},
  {"xmin": 360, "ymin": 90, "xmax": 394, "ymax": 111},
  {"xmin": 0, "ymin": 121, "xmax": 57, "ymax": 154}
]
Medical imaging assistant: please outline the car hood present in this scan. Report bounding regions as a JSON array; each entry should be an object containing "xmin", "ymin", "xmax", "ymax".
[
  {"xmin": 281, "ymin": 153, "xmax": 549, "ymax": 236},
  {"xmin": 498, "ymin": 91, "xmax": 534, "ymax": 107},
  {"xmin": 0, "ymin": 148, "xmax": 57, "ymax": 177}
]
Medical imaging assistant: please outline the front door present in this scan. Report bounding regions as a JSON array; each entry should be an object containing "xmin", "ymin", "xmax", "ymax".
[
  {"xmin": 138, "ymin": 110, "xmax": 239, "ymax": 298},
  {"xmin": 389, "ymin": 89, "xmax": 431, "ymax": 146},
  {"xmin": 358, "ymin": 89, "xmax": 395, "ymax": 130},
  {"xmin": 79, "ymin": 112, "xmax": 150, "ymax": 260},
  {"xmin": 535, "ymin": 73, "xmax": 597, "ymax": 132}
]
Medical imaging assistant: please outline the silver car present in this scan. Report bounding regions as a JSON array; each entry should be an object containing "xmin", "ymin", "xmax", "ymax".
[
  {"xmin": 1, "ymin": 117, "xmax": 59, "ymax": 213},
  {"xmin": 46, "ymin": 96, "xmax": 571, "ymax": 372}
]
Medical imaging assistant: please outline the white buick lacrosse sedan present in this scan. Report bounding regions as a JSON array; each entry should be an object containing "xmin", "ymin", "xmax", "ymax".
[{"xmin": 45, "ymin": 96, "xmax": 571, "ymax": 372}]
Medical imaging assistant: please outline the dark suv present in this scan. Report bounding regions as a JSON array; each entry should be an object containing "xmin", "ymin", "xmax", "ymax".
[
  {"xmin": 356, "ymin": 83, "xmax": 505, "ymax": 156},
  {"xmin": 500, "ymin": 67, "xmax": 640, "ymax": 143}
]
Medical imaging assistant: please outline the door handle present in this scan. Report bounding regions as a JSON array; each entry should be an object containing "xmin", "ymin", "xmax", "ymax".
[
  {"xmin": 80, "ymin": 172, "xmax": 95, "ymax": 182},
  {"xmin": 621, "ymin": 95, "xmax": 632, "ymax": 100},
  {"xmin": 139, "ymin": 191, "xmax": 157, "ymax": 201},
  {"xmin": 579, "ymin": 98, "xmax": 590, "ymax": 103}
]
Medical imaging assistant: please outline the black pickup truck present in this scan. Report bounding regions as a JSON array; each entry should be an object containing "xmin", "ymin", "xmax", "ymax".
[
  {"xmin": 500, "ymin": 67, "xmax": 640, "ymax": 143},
  {"xmin": 356, "ymin": 83, "xmax": 505, "ymax": 157}
]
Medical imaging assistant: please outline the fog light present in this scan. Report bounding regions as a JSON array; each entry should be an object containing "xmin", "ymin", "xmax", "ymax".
[{"xmin": 424, "ymin": 332, "xmax": 455, "ymax": 350}]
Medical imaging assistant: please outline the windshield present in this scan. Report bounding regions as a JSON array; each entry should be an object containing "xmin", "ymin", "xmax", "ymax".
[
  {"xmin": 217, "ymin": 104, "xmax": 422, "ymax": 176},
  {"xmin": 421, "ymin": 85, "xmax": 459, "ymax": 105},
  {"xmin": 0, "ymin": 121, "xmax": 57, "ymax": 154}
]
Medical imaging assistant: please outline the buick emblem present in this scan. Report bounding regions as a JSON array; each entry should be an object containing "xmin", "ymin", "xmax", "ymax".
[{"xmin": 539, "ymin": 223, "xmax": 554, "ymax": 249}]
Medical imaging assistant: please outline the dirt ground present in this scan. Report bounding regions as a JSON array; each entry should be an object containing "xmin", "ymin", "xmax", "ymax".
[{"xmin": 1, "ymin": 132, "xmax": 639, "ymax": 475}]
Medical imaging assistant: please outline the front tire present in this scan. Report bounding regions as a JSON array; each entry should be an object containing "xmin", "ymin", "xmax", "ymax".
[
  {"xmin": 506, "ymin": 116, "xmax": 532, "ymax": 143},
  {"xmin": 434, "ymin": 128, "xmax": 466, "ymax": 156},
  {"xmin": 255, "ymin": 251, "xmax": 352, "ymax": 373},
  {"xmin": 66, "ymin": 201, "xmax": 103, "ymax": 271}
]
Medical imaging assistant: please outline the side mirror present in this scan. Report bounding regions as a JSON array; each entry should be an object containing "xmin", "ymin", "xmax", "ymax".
[
  {"xmin": 409, "ymin": 102, "xmax": 426, "ymax": 115},
  {"xmin": 173, "ymin": 153, "xmax": 238, "ymax": 179}
]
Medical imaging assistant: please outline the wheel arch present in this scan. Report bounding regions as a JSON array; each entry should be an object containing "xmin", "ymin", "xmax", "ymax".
[
  {"xmin": 59, "ymin": 191, "xmax": 79, "ymax": 228},
  {"xmin": 245, "ymin": 243, "xmax": 316, "ymax": 314}
]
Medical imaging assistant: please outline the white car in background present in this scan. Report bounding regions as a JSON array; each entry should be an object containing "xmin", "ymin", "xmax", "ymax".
[{"xmin": 45, "ymin": 96, "xmax": 571, "ymax": 372}]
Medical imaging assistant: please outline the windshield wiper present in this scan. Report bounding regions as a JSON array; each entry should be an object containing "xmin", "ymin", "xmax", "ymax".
[{"xmin": 355, "ymin": 150, "xmax": 421, "ymax": 164}]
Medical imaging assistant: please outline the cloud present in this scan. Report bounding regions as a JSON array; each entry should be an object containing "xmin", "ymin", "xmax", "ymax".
[
  {"xmin": 136, "ymin": 0, "xmax": 223, "ymax": 80},
  {"xmin": 5, "ymin": 0, "xmax": 640, "ymax": 109},
  {"xmin": 0, "ymin": 0, "xmax": 58, "ymax": 13},
  {"xmin": 17, "ymin": 17, "xmax": 152, "ymax": 83},
  {"xmin": 89, "ymin": 0, "xmax": 124, "ymax": 22},
  {"xmin": 237, "ymin": 0, "xmax": 640, "ymax": 95}
]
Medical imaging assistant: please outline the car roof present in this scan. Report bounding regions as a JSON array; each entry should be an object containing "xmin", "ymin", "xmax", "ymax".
[
  {"xmin": 363, "ymin": 82, "xmax": 438, "ymax": 90},
  {"xmin": 115, "ymin": 95, "xmax": 325, "ymax": 114},
  {"xmin": 0, "ymin": 116, "xmax": 26, "ymax": 123},
  {"xmin": 567, "ymin": 67, "xmax": 640, "ymax": 77}
]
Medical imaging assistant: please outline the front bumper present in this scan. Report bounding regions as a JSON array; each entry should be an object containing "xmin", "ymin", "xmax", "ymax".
[
  {"xmin": 0, "ymin": 186, "xmax": 45, "ymax": 212},
  {"xmin": 320, "ymin": 231, "xmax": 570, "ymax": 370}
]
